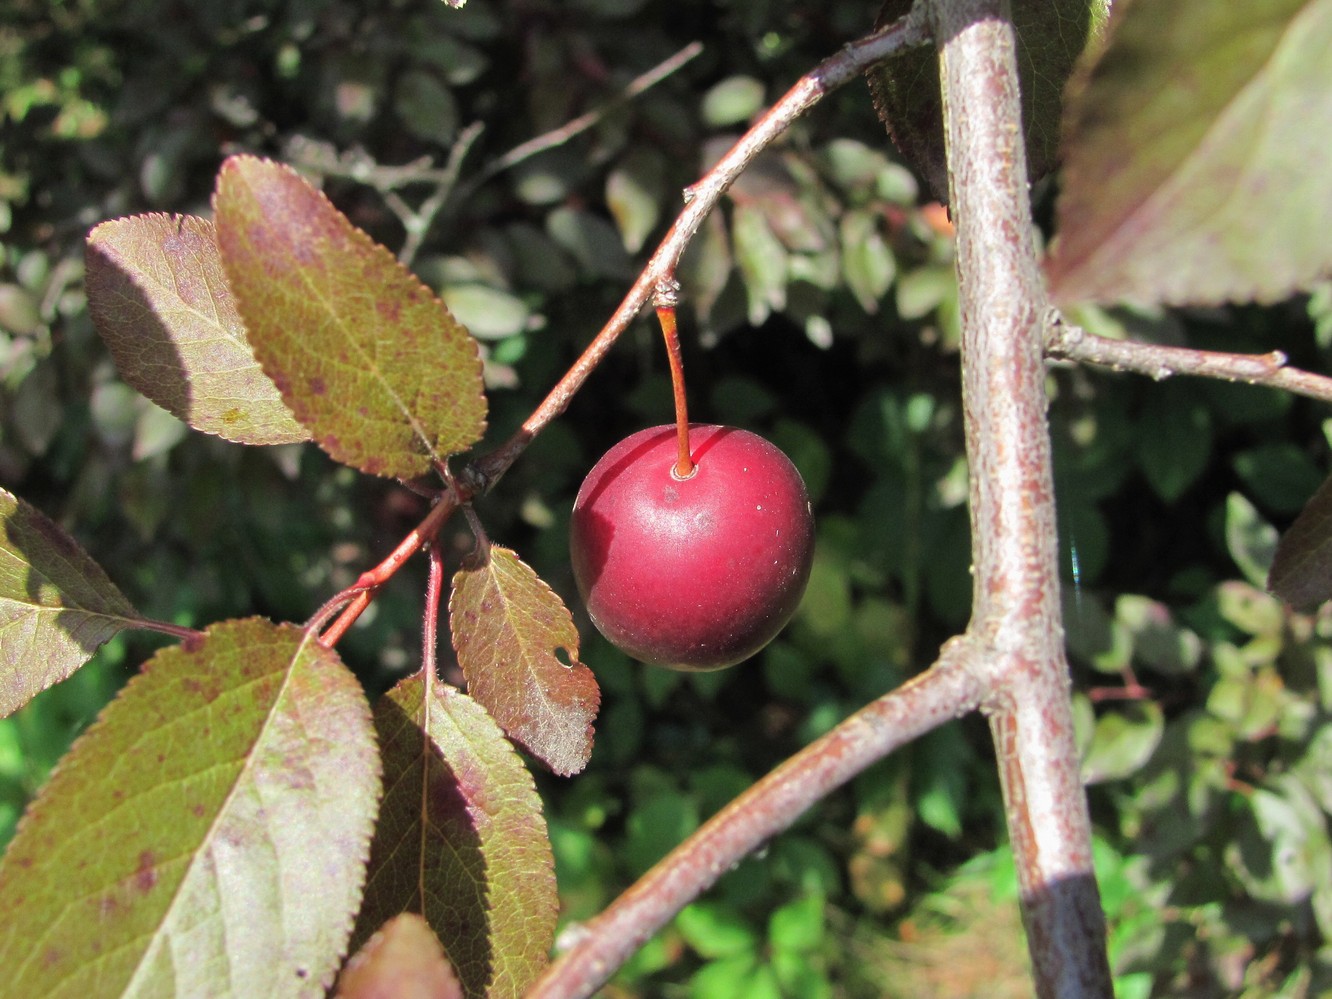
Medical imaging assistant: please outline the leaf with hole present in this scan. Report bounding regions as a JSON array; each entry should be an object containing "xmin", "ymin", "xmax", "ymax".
[
  {"xmin": 85, "ymin": 214, "xmax": 309, "ymax": 445},
  {"xmin": 213, "ymin": 155, "xmax": 486, "ymax": 479},
  {"xmin": 450, "ymin": 545, "xmax": 599, "ymax": 776},
  {"xmin": 1047, "ymin": 0, "xmax": 1332, "ymax": 306},
  {"xmin": 352, "ymin": 676, "xmax": 557, "ymax": 998},
  {"xmin": 0, "ymin": 617, "xmax": 381, "ymax": 998},
  {"xmin": 0, "ymin": 488, "xmax": 142, "ymax": 718}
]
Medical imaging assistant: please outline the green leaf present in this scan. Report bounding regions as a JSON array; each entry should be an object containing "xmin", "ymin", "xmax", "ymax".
[
  {"xmin": 768, "ymin": 892, "xmax": 825, "ymax": 954},
  {"xmin": 449, "ymin": 545, "xmax": 599, "ymax": 776},
  {"xmin": 1227, "ymin": 492, "xmax": 1279, "ymax": 588},
  {"xmin": 868, "ymin": 0, "xmax": 1108, "ymax": 200},
  {"xmin": 732, "ymin": 201, "xmax": 788, "ymax": 326},
  {"xmin": 353, "ymin": 676, "xmax": 557, "ymax": 998},
  {"xmin": 213, "ymin": 155, "xmax": 486, "ymax": 479},
  {"xmin": 85, "ymin": 214, "xmax": 310, "ymax": 445},
  {"xmin": 1270, "ymin": 473, "xmax": 1332, "ymax": 609},
  {"xmin": 439, "ymin": 284, "xmax": 531, "ymax": 341},
  {"xmin": 336, "ymin": 914, "xmax": 463, "ymax": 999},
  {"xmin": 1047, "ymin": 0, "xmax": 1332, "ymax": 306},
  {"xmin": 1080, "ymin": 701, "xmax": 1164, "ymax": 784},
  {"xmin": 839, "ymin": 208, "xmax": 896, "ymax": 314},
  {"xmin": 701, "ymin": 76, "xmax": 765, "ymax": 127},
  {"xmin": 1114, "ymin": 594, "xmax": 1202, "ymax": 676},
  {"xmin": 395, "ymin": 69, "xmax": 459, "ymax": 144},
  {"xmin": 0, "ymin": 488, "xmax": 141, "ymax": 718},
  {"xmin": 0, "ymin": 618, "xmax": 380, "ymax": 998},
  {"xmin": 676, "ymin": 901, "xmax": 760, "ymax": 959},
  {"xmin": 606, "ymin": 150, "xmax": 664, "ymax": 255},
  {"xmin": 1134, "ymin": 384, "xmax": 1211, "ymax": 502}
]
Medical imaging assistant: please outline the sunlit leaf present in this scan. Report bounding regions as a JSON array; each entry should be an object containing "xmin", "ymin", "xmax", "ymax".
[
  {"xmin": 336, "ymin": 913, "xmax": 463, "ymax": 999},
  {"xmin": 353, "ymin": 676, "xmax": 557, "ymax": 999},
  {"xmin": 868, "ymin": 0, "xmax": 1108, "ymax": 200},
  {"xmin": 1081, "ymin": 701, "xmax": 1165, "ymax": 785},
  {"xmin": 1270, "ymin": 473, "xmax": 1332, "ymax": 609},
  {"xmin": 85, "ymin": 214, "xmax": 310, "ymax": 445},
  {"xmin": 606, "ymin": 151, "xmax": 664, "ymax": 255},
  {"xmin": 0, "ymin": 617, "xmax": 381, "ymax": 998},
  {"xmin": 1047, "ymin": 0, "xmax": 1332, "ymax": 306},
  {"xmin": 0, "ymin": 488, "xmax": 141, "ymax": 718},
  {"xmin": 213, "ymin": 155, "xmax": 487, "ymax": 479},
  {"xmin": 732, "ymin": 201, "xmax": 788, "ymax": 327},
  {"xmin": 450, "ymin": 545, "xmax": 599, "ymax": 777}
]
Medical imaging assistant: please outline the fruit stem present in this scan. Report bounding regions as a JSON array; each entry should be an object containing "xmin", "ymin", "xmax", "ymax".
[{"xmin": 656, "ymin": 302, "xmax": 694, "ymax": 478}]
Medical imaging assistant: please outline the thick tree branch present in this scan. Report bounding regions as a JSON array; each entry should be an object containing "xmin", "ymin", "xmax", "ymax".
[
  {"xmin": 1046, "ymin": 312, "xmax": 1332, "ymax": 404},
  {"xmin": 934, "ymin": 1, "xmax": 1112, "ymax": 996},
  {"xmin": 525, "ymin": 640, "xmax": 984, "ymax": 999}
]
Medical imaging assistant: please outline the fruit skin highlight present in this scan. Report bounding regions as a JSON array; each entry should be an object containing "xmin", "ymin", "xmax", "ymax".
[{"xmin": 570, "ymin": 424, "xmax": 815, "ymax": 671}]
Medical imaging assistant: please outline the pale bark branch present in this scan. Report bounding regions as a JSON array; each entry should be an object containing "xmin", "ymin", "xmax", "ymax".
[
  {"xmin": 525, "ymin": 640, "xmax": 985, "ymax": 999},
  {"xmin": 934, "ymin": 0, "xmax": 1112, "ymax": 995},
  {"xmin": 1046, "ymin": 312, "xmax": 1332, "ymax": 404}
]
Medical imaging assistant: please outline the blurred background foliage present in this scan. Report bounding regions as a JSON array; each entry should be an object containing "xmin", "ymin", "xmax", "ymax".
[{"xmin": 3, "ymin": 0, "xmax": 1332, "ymax": 995}]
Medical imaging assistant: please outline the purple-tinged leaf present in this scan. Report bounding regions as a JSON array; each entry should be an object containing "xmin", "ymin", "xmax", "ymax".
[
  {"xmin": 85, "ymin": 214, "xmax": 310, "ymax": 445},
  {"xmin": 336, "ymin": 914, "xmax": 463, "ymax": 999},
  {"xmin": 1270, "ymin": 473, "xmax": 1332, "ymax": 610},
  {"xmin": 0, "ymin": 488, "xmax": 141, "ymax": 718},
  {"xmin": 354, "ymin": 676, "xmax": 557, "ymax": 998},
  {"xmin": 450, "ymin": 545, "xmax": 599, "ymax": 777},
  {"xmin": 0, "ymin": 618, "xmax": 381, "ymax": 998},
  {"xmin": 213, "ymin": 155, "xmax": 487, "ymax": 479},
  {"xmin": 1047, "ymin": 0, "xmax": 1332, "ymax": 306}
]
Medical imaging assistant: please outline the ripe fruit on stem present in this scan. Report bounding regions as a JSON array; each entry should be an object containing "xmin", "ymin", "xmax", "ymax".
[{"xmin": 570, "ymin": 424, "xmax": 815, "ymax": 671}]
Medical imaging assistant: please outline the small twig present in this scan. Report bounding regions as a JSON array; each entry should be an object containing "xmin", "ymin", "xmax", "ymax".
[
  {"xmin": 1045, "ymin": 311, "xmax": 1332, "ymax": 404},
  {"xmin": 134, "ymin": 619, "xmax": 207, "ymax": 644},
  {"xmin": 526, "ymin": 638, "xmax": 984, "ymax": 999},
  {"xmin": 470, "ymin": 8, "xmax": 932, "ymax": 490},
  {"xmin": 393, "ymin": 122, "xmax": 485, "ymax": 265},
  {"xmin": 318, "ymin": 490, "xmax": 461, "ymax": 646},
  {"xmin": 463, "ymin": 41, "xmax": 706, "ymax": 191}
]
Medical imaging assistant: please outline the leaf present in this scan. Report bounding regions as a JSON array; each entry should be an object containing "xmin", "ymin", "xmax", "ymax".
[
  {"xmin": 450, "ymin": 545, "xmax": 599, "ymax": 776},
  {"xmin": 868, "ymin": 0, "xmax": 1109, "ymax": 201},
  {"xmin": 732, "ymin": 201, "xmax": 788, "ymax": 327},
  {"xmin": 1134, "ymin": 383, "xmax": 1211, "ymax": 503},
  {"xmin": 85, "ymin": 214, "xmax": 310, "ymax": 445},
  {"xmin": 1080, "ymin": 701, "xmax": 1165, "ymax": 785},
  {"xmin": 336, "ymin": 914, "xmax": 463, "ymax": 999},
  {"xmin": 0, "ymin": 618, "xmax": 381, "ymax": 998},
  {"xmin": 1046, "ymin": 0, "xmax": 1332, "ymax": 306},
  {"xmin": 0, "ymin": 488, "xmax": 141, "ymax": 718},
  {"xmin": 1270, "ymin": 473, "xmax": 1332, "ymax": 609},
  {"xmin": 353, "ymin": 676, "xmax": 557, "ymax": 999},
  {"xmin": 213, "ymin": 155, "xmax": 487, "ymax": 479}
]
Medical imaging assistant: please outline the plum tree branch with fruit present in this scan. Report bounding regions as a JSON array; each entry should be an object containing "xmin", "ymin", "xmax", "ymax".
[{"xmin": 2, "ymin": 1, "xmax": 1332, "ymax": 997}]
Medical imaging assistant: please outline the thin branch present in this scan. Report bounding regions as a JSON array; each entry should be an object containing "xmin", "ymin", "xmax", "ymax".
[
  {"xmin": 935, "ymin": 0, "xmax": 1112, "ymax": 995},
  {"xmin": 469, "ymin": 8, "xmax": 932, "ymax": 490},
  {"xmin": 318, "ymin": 491, "xmax": 460, "ymax": 646},
  {"xmin": 464, "ymin": 41, "xmax": 705, "ymax": 190},
  {"xmin": 132, "ymin": 618, "xmax": 206, "ymax": 644},
  {"xmin": 526, "ymin": 640, "xmax": 985, "ymax": 999},
  {"xmin": 1046, "ymin": 312, "xmax": 1332, "ymax": 404}
]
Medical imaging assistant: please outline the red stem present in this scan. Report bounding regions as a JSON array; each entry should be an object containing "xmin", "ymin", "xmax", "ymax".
[{"xmin": 656, "ymin": 305, "xmax": 694, "ymax": 478}]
